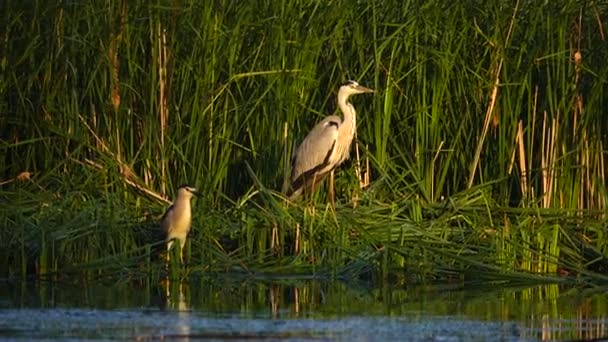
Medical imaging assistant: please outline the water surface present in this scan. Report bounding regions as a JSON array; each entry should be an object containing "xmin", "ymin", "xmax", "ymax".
[{"xmin": 0, "ymin": 279, "xmax": 606, "ymax": 341}]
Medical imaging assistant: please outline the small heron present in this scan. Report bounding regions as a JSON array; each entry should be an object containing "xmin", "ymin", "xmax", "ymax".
[
  {"xmin": 287, "ymin": 80, "xmax": 374, "ymax": 202},
  {"xmin": 161, "ymin": 184, "xmax": 201, "ymax": 262}
]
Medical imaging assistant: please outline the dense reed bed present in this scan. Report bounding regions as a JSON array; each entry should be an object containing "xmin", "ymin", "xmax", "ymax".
[{"xmin": 1, "ymin": 0, "xmax": 608, "ymax": 284}]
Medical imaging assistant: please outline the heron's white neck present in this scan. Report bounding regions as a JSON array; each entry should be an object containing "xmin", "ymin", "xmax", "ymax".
[
  {"xmin": 174, "ymin": 191, "xmax": 193, "ymax": 212},
  {"xmin": 338, "ymin": 91, "xmax": 356, "ymax": 137},
  {"xmin": 334, "ymin": 90, "xmax": 357, "ymax": 166}
]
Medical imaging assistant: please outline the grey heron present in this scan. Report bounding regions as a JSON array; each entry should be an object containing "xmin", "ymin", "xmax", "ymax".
[
  {"xmin": 287, "ymin": 80, "xmax": 374, "ymax": 201},
  {"xmin": 161, "ymin": 184, "xmax": 201, "ymax": 262}
]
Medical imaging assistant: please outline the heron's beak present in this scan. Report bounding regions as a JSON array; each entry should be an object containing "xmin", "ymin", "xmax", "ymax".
[
  {"xmin": 190, "ymin": 189, "xmax": 203, "ymax": 196},
  {"xmin": 356, "ymin": 85, "xmax": 375, "ymax": 93}
]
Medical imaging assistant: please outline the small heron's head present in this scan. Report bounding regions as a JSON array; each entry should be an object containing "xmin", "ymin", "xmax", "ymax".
[
  {"xmin": 339, "ymin": 80, "xmax": 375, "ymax": 97},
  {"xmin": 177, "ymin": 184, "xmax": 201, "ymax": 199}
]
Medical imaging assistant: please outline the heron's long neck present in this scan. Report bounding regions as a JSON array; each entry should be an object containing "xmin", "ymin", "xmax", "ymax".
[
  {"xmin": 174, "ymin": 196, "xmax": 192, "ymax": 218},
  {"xmin": 338, "ymin": 96, "xmax": 356, "ymax": 140},
  {"xmin": 335, "ymin": 93, "xmax": 356, "ymax": 165}
]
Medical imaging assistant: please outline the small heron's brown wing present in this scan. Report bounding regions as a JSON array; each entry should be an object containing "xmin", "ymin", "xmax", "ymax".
[{"xmin": 289, "ymin": 115, "xmax": 341, "ymax": 195}]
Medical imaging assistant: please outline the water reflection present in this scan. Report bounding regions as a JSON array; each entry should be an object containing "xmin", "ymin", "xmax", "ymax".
[
  {"xmin": 161, "ymin": 278, "xmax": 191, "ymax": 339},
  {"xmin": 0, "ymin": 279, "xmax": 607, "ymax": 341}
]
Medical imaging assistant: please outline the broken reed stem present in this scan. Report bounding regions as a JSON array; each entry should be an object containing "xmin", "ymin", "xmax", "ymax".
[{"xmin": 78, "ymin": 114, "xmax": 170, "ymax": 204}]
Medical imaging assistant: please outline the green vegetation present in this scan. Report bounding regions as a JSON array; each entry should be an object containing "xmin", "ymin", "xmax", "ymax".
[{"xmin": 1, "ymin": 0, "xmax": 608, "ymax": 284}]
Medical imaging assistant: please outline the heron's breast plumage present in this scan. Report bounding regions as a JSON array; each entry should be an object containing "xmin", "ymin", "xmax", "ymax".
[
  {"xmin": 165, "ymin": 200, "xmax": 192, "ymax": 242},
  {"xmin": 333, "ymin": 103, "xmax": 356, "ymax": 166}
]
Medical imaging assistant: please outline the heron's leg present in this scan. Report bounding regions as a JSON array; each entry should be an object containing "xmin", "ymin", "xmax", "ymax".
[
  {"xmin": 166, "ymin": 240, "xmax": 174, "ymax": 262},
  {"xmin": 179, "ymin": 241, "xmax": 185, "ymax": 264},
  {"xmin": 329, "ymin": 170, "xmax": 335, "ymax": 208},
  {"xmin": 310, "ymin": 173, "xmax": 318, "ymax": 201}
]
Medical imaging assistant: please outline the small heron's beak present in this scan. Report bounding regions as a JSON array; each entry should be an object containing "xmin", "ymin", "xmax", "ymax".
[
  {"xmin": 188, "ymin": 188, "xmax": 202, "ymax": 196},
  {"xmin": 356, "ymin": 85, "xmax": 375, "ymax": 93}
]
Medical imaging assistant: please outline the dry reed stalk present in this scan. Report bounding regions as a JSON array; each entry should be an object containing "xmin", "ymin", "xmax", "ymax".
[
  {"xmin": 541, "ymin": 112, "xmax": 548, "ymax": 208},
  {"xmin": 530, "ymin": 86, "xmax": 538, "ymax": 178},
  {"xmin": 573, "ymin": 16, "xmax": 589, "ymax": 210},
  {"xmin": 158, "ymin": 21, "xmax": 169, "ymax": 196},
  {"xmin": 271, "ymin": 221, "xmax": 280, "ymax": 252},
  {"xmin": 516, "ymin": 121, "xmax": 528, "ymax": 200},
  {"xmin": 593, "ymin": 5, "xmax": 605, "ymax": 41},
  {"xmin": 507, "ymin": 139, "xmax": 516, "ymax": 176},
  {"xmin": 293, "ymin": 223, "xmax": 300, "ymax": 254},
  {"xmin": 468, "ymin": 0, "xmax": 520, "ymax": 188},
  {"xmin": 468, "ymin": 62, "xmax": 501, "ymax": 189},
  {"xmin": 580, "ymin": 131, "xmax": 588, "ymax": 210},
  {"xmin": 432, "ymin": 140, "xmax": 444, "ymax": 199},
  {"xmin": 573, "ymin": 13, "xmax": 584, "ymax": 210},
  {"xmin": 509, "ymin": 89, "xmax": 540, "ymax": 205},
  {"xmin": 109, "ymin": 1, "xmax": 126, "ymax": 112},
  {"xmin": 599, "ymin": 141, "xmax": 606, "ymax": 214},
  {"xmin": 364, "ymin": 144, "xmax": 371, "ymax": 188},
  {"xmin": 353, "ymin": 134, "xmax": 362, "ymax": 207},
  {"xmin": 541, "ymin": 111, "xmax": 557, "ymax": 209},
  {"xmin": 282, "ymin": 122, "xmax": 290, "ymax": 194}
]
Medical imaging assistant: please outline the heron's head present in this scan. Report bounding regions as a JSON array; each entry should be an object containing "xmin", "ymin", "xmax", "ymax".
[
  {"xmin": 177, "ymin": 184, "xmax": 201, "ymax": 199},
  {"xmin": 339, "ymin": 80, "xmax": 375, "ymax": 97}
]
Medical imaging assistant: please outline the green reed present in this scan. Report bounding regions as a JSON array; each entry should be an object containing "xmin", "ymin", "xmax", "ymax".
[{"xmin": 1, "ymin": 0, "xmax": 608, "ymax": 283}]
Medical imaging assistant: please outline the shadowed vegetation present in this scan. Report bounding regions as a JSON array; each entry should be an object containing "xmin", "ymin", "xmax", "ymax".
[{"xmin": 1, "ymin": 0, "xmax": 608, "ymax": 285}]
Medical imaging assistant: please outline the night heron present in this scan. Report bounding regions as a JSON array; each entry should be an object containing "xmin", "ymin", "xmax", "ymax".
[
  {"xmin": 161, "ymin": 184, "xmax": 201, "ymax": 262},
  {"xmin": 286, "ymin": 80, "xmax": 374, "ymax": 201}
]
